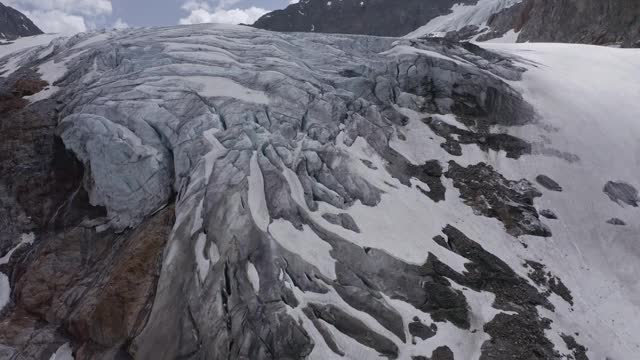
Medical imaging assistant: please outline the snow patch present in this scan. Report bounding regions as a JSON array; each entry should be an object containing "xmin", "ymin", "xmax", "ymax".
[
  {"xmin": 381, "ymin": 44, "xmax": 468, "ymax": 66},
  {"xmin": 406, "ymin": 0, "xmax": 522, "ymax": 38},
  {"xmin": 0, "ymin": 34, "xmax": 61, "ymax": 76},
  {"xmin": 476, "ymin": 42, "xmax": 640, "ymax": 360},
  {"xmin": 247, "ymin": 261, "xmax": 260, "ymax": 293},
  {"xmin": 248, "ymin": 152, "xmax": 270, "ymax": 231},
  {"xmin": 0, "ymin": 232, "xmax": 35, "ymax": 265},
  {"xmin": 149, "ymin": 76, "xmax": 269, "ymax": 104},
  {"xmin": 269, "ymin": 220, "xmax": 336, "ymax": 279},
  {"xmin": 49, "ymin": 342, "xmax": 74, "ymax": 360},
  {"xmin": 0, "ymin": 273, "xmax": 9, "ymax": 311},
  {"xmin": 194, "ymin": 233, "xmax": 210, "ymax": 283}
]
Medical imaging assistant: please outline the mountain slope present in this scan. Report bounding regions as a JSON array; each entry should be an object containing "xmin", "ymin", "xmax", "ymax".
[
  {"xmin": 0, "ymin": 2, "xmax": 42, "ymax": 40},
  {"xmin": 504, "ymin": 0, "xmax": 640, "ymax": 47},
  {"xmin": 0, "ymin": 25, "xmax": 639, "ymax": 360},
  {"xmin": 406, "ymin": 0, "xmax": 524, "ymax": 38},
  {"xmin": 410, "ymin": 0, "xmax": 640, "ymax": 47},
  {"xmin": 255, "ymin": 0, "xmax": 640, "ymax": 47},
  {"xmin": 253, "ymin": 0, "xmax": 476, "ymax": 36}
]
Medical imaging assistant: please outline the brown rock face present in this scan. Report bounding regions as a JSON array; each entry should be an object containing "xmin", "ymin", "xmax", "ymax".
[
  {"xmin": 11, "ymin": 79, "xmax": 49, "ymax": 97},
  {"xmin": 0, "ymin": 73, "xmax": 175, "ymax": 359},
  {"xmin": 8, "ymin": 208, "xmax": 174, "ymax": 358},
  {"xmin": 65, "ymin": 206, "xmax": 174, "ymax": 348}
]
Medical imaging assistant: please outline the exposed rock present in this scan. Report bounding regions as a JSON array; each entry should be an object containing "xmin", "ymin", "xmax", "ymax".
[
  {"xmin": 305, "ymin": 303, "xmax": 399, "ymax": 358},
  {"xmin": 327, "ymin": 234, "xmax": 471, "ymax": 331},
  {"xmin": 302, "ymin": 306, "xmax": 345, "ymax": 356},
  {"xmin": 0, "ymin": 3, "xmax": 43, "ymax": 40},
  {"xmin": 10, "ymin": 78, "xmax": 48, "ymax": 97},
  {"xmin": 512, "ymin": 0, "xmax": 640, "ymax": 48},
  {"xmin": 322, "ymin": 212, "xmax": 361, "ymax": 232},
  {"xmin": 539, "ymin": 209, "xmax": 557, "ymax": 220},
  {"xmin": 536, "ymin": 175, "xmax": 563, "ymax": 192},
  {"xmin": 445, "ymin": 25, "xmax": 482, "ymax": 42},
  {"xmin": 423, "ymin": 116, "xmax": 531, "ymax": 159},
  {"xmin": 446, "ymin": 162, "xmax": 550, "ymax": 237},
  {"xmin": 431, "ymin": 226, "xmax": 557, "ymax": 359},
  {"xmin": 561, "ymin": 334, "xmax": 589, "ymax": 360},
  {"xmin": 14, "ymin": 207, "xmax": 173, "ymax": 348},
  {"xmin": 603, "ymin": 181, "xmax": 639, "ymax": 207},
  {"xmin": 432, "ymin": 226, "xmax": 552, "ymax": 311},
  {"xmin": 524, "ymin": 260, "xmax": 573, "ymax": 305},
  {"xmin": 0, "ymin": 309, "xmax": 66, "ymax": 360},
  {"xmin": 67, "ymin": 207, "xmax": 174, "ymax": 348},
  {"xmin": 606, "ymin": 218, "xmax": 626, "ymax": 226},
  {"xmin": 475, "ymin": 0, "xmax": 535, "ymax": 42},
  {"xmin": 442, "ymin": 0, "xmax": 640, "ymax": 48},
  {"xmin": 385, "ymin": 154, "xmax": 446, "ymax": 202},
  {"xmin": 482, "ymin": 313, "xmax": 556, "ymax": 360},
  {"xmin": 332, "ymin": 272, "xmax": 407, "ymax": 342},
  {"xmin": 412, "ymin": 346, "xmax": 455, "ymax": 360},
  {"xmin": 0, "ymin": 72, "xmax": 175, "ymax": 359},
  {"xmin": 409, "ymin": 317, "xmax": 438, "ymax": 341},
  {"xmin": 430, "ymin": 346, "xmax": 455, "ymax": 360}
]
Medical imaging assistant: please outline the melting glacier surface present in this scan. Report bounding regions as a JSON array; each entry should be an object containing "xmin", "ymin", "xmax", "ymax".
[{"xmin": 1, "ymin": 24, "xmax": 639, "ymax": 360}]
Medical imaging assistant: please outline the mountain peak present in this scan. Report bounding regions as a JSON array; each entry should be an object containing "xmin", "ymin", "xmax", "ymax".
[{"xmin": 0, "ymin": 2, "xmax": 43, "ymax": 40}]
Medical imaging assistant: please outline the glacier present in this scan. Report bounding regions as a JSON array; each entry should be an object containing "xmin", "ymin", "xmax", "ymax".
[{"xmin": 0, "ymin": 24, "xmax": 639, "ymax": 360}]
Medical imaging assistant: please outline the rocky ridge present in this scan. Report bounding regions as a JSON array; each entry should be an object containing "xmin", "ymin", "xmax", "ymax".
[
  {"xmin": 415, "ymin": 0, "xmax": 640, "ymax": 47},
  {"xmin": 0, "ymin": 3, "xmax": 42, "ymax": 40},
  {"xmin": 254, "ymin": 0, "xmax": 640, "ymax": 47},
  {"xmin": 253, "ymin": 0, "xmax": 475, "ymax": 36}
]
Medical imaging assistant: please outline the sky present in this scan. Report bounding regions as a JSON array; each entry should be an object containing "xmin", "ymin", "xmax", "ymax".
[{"xmin": 2, "ymin": 0, "xmax": 297, "ymax": 35}]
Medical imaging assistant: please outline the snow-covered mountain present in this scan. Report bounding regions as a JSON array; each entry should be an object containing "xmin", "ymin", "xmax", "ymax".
[
  {"xmin": 253, "ymin": 0, "xmax": 476, "ymax": 36},
  {"xmin": 0, "ymin": 24, "xmax": 639, "ymax": 360},
  {"xmin": 406, "ymin": 0, "xmax": 523, "ymax": 39},
  {"xmin": 410, "ymin": 0, "xmax": 640, "ymax": 47},
  {"xmin": 255, "ymin": 0, "xmax": 640, "ymax": 47},
  {"xmin": 0, "ymin": 2, "xmax": 42, "ymax": 40}
]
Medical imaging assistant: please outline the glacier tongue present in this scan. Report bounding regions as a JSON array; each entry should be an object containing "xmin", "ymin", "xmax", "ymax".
[{"xmin": 1, "ymin": 24, "xmax": 639, "ymax": 360}]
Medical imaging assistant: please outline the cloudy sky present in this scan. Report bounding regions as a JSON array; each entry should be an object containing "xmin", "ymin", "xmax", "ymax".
[{"xmin": 3, "ymin": 0, "xmax": 295, "ymax": 35}]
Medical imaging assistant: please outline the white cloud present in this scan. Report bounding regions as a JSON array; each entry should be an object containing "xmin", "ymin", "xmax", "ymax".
[
  {"xmin": 4, "ymin": 0, "xmax": 112, "ymax": 16},
  {"xmin": 20, "ymin": 9, "xmax": 87, "ymax": 34},
  {"xmin": 179, "ymin": 1, "xmax": 268, "ymax": 25},
  {"xmin": 113, "ymin": 18, "xmax": 129, "ymax": 30},
  {"xmin": 182, "ymin": 0, "xmax": 213, "ymax": 12},
  {"xmin": 289, "ymin": 0, "xmax": 300, "ymax": 4},
  {"xmin": 4, "ymin": 0, "xmax": 113, "ymax": 35}
]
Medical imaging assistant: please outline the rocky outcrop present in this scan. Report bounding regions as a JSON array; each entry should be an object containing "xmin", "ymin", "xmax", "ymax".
[
  {"xmin": 536, "ymin": 175, "xmax": 563, "ymax": 192},
  {"xmin": 0, "ymin": 66, "xmax": 174, "ymax": 358},
  {"xmin": 445, "ymin": 162, "xmax": 550, "ymax": 237},
  {"xmin": 606, "ymin": 218, "xmax": 626, "ymax": 226},
  {"xmin": 0, "ymin": 3, "xmax": 42, "ymax": 40},
  {"xmin": 603, "ymin": 181, "xmax": 639, "ymax": 207}
]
